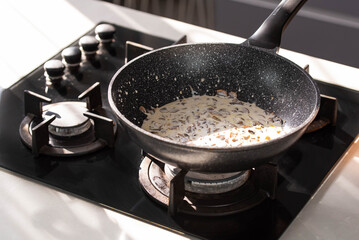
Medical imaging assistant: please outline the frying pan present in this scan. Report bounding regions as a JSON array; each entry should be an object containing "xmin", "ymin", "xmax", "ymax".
[{"xmin": 108, "ymin": 0, "xmax": 320, "ymax": 173}]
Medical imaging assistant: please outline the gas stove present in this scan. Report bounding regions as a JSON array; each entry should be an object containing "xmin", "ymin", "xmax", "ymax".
[{"xmin": 1, "ymin": 20, "xmax": 359, "ymax": 240}]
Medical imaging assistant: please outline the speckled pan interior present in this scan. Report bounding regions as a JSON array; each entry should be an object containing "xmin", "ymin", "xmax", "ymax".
[{"xmin": 111, "ymin": 43, "xmax": 318, "ymax": 129}]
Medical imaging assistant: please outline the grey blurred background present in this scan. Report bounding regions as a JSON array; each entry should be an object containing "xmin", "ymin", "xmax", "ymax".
[{"xmin": 103, "ymin": 0, "xmax": 359, "ymax": 68}]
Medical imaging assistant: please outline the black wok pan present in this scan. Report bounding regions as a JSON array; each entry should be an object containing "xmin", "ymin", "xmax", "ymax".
[{"xmin": 108, "ymin": 0, "xmax": 320, "ymax": 173}]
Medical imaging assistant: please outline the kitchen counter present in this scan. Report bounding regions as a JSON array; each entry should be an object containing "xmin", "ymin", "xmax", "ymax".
[{"xmin": 1, "ymin": 0, "xmax": 359, "ymax": 239}]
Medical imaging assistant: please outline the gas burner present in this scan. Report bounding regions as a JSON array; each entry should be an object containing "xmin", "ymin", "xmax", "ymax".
[
  {"xmin": 42, "ymin": 102, "xmax": 91, "ymax": 137},
  {"xmin": 139, "ymin": 156, "xmax": 277, "ymax": 217},
  {"xmin": 164, "ymin": 164, "xmax": 250, "ymax": 194},
  {"xmin": 19, "ymin": 82, "xmax": 116, "ymax": 157}
]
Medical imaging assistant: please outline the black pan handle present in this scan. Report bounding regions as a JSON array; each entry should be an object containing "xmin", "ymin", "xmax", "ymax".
[{"xmin": 247, "ymin": 0, "xmax": 307, "ymax": 50}]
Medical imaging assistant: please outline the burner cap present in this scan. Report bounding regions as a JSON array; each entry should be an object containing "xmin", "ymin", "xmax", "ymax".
[
  {"xmin": 164, "ymin": 164, "xmax": 250, "ymax": 194},
  {"xmin": 43, "ymin": 102, "xmax": 91, "ymax": 137}
]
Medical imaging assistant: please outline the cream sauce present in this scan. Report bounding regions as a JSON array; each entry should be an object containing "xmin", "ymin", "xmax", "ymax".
[{"xmin": 141, "ymin": 90, "xmax": 285, "ymax": 147}]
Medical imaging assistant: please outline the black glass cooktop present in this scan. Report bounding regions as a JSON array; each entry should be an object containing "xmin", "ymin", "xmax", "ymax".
[{"xmin": 1, "ymin": 22, "xmax": 359, "ymax": 239}]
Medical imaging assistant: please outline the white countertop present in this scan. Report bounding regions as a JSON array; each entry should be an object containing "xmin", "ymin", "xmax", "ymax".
[
  {"xmin": 0, "ymin": 169, "xmax": 192, "ymax": 240},
  {"xmin": 1, "ymin": 0, "xmax": 359, "ymax": 239},
  {"xmin": 281, "ymin": 136, "xmax": 359, "ymax": 240}
]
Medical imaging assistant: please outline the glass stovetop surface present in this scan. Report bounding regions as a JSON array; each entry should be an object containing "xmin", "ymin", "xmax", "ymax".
[{"xmin": 1, "ymin": 23, "xmax": 359, "ymax": 239}]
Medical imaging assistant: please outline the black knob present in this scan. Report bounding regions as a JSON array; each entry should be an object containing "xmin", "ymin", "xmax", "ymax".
[
  {"xmin": 95, "ymin": 24, "xmax": 115, "ymax": 43},
  {"xmin": 61, "ymin": 47, "xmax": 82, "ymax": 65},
  {"xmin": 44, "ymin": 60, "xmax": 65, "ymax": 78},
  {"xmin": 44, "ymin": 60, "xmax": 65, "ymax": 84},
  {"xmin": 79, "ymin": 36, "xmax": 99, "ymax": 53}
]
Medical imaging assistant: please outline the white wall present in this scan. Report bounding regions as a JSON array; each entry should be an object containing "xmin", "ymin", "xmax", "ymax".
[{"xmin": 214, "ymin": 0, "xmax": 359, "ymax": 68}]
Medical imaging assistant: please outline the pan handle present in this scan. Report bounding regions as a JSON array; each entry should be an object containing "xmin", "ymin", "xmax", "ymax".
[{"xmin": 246, "ymin": 0, "xmax": 307, "ymax": 51}]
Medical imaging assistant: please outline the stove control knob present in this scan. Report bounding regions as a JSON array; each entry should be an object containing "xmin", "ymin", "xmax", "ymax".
[
  {"xmin": 61, "ymin": 46, "xmax": 82, "ymax": 73},
  {"xmin": 79, "ymin": 36, "xmax": 99, "ymax": 60},
  {"xmin": 95, "ymin": 24, "xmax": 115, "ymax": 43},
  {"xmin": 44, "ymin": 60, "xmax": 65, "ymax": 84}
]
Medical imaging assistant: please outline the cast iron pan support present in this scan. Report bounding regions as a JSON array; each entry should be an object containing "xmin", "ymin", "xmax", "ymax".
[
  {"xmin": 247, "ymin": 0, "xmax": 307, "ymax": 51},
  {"xmin": 84, "ymin": 111, "xmax": 115, "ymax": 147},
  {"xmin": 24, "ymin": 90, "xmax": 51, "ymax": 118},
  {"xmin": 80, "ymin": 82, "xmax": 115, "ymax": 147},
  {"xmin": 125, "ymin": 34, "xmax": 187, "ymax": 63},
  {"xmin": 78, "ymin": 82, "xmax": 103, "ymax": 111},
  {"xmin": 24, "ymin": 90, "xmax": 54, "ymax": 157},
  {"xmin": 303, "ymin": 65, "xmax": 338, "ymax": 133},
  {"xmin": 168, "ymin": 169, "xmax": 188, "ymax": 217},
  {"xmin": 254, "ymin": 162, "xmax": 278, "ymax": 200},
  {"xmin": 32, "ymin": 115, "xmax": 56, "ymax": 157}
]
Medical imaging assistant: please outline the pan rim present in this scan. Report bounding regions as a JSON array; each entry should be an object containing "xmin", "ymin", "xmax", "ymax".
[{"xmin": 108, "ymin": 42, "xmax": 320, "ymax": 152}]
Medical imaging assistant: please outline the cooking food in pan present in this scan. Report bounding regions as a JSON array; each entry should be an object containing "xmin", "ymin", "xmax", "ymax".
[{"xmin": 141, "ymin": 89, "xmax": 285, "ymax": 147}]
